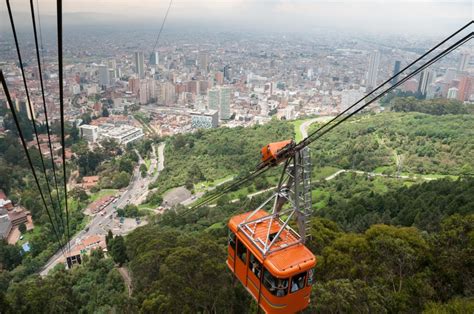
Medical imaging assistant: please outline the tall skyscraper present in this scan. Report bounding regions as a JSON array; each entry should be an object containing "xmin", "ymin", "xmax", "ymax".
[
  {"xmin": 134, "ymin": 52, "xmax": 145, "ymax": 79},
  {"xmin": 417, "ymin": 69, "xmax": 434, "ymax": 96},
  {"xmin": 219, "ymin": 87, "xmax": 231, "ymax": 120},
  {"xmin": 150, "ymin": 51, "xmax": 159, "ymax": 66},
  {"xmin": 98, "ymin": 64, "xmax": 109, "ymax": 87},
  {"xmin": 208, "ymin": 88, "xmax": 219, "ymax": 111},
  {"xmin": 458, "ymin": 52, "xmax": 470, "ymax": 72},
  {"xmin": 224, "ymin": 65, "xmax": 231, "ymax": 81},
  {"xmin": 208, "ymin": 87, "xmax": 231, "ymax": 120},
  {"xmin": 457, "ymin": 76, "xmax": 472, "ymax": 101},
  {"xmin": 198, "ymin": 52, "xmax": 209, "ymax": 72},
  {"xmin": 391, "ymin": 60, "xmax": 401, "ymax": 86},
  {"xmin": 367, "ymin": 50, "xmax": 380, "ymax": 90}
]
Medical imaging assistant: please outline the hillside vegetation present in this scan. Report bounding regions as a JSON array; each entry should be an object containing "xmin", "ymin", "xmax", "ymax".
[
  {"xmin": 150, "ymin": 119, "xmax": 293, "ymax": 195},
  {"xmin": 310, "ymin": 112, "xmax": 473, "ymax": 175},
  {"xmin": 121, "ymin": 176, "xmax": 474, "ymax": 313}
]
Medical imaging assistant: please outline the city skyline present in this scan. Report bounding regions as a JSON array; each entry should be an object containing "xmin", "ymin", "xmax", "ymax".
[{"xmin": 0, "ymin": 0, "xmax": 471, "ymax": 36}]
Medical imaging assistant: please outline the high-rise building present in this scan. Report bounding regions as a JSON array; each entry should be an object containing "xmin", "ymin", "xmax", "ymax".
[
  {"xmin": 367, "ymin": 50, "xmax": 380, "ymax": 90},
  {"xmin": 215, "ymin": 71, "xmax": 224, "ymax": 85},
  {"xmin": 198, "ymin": 52, "xmax": 209, "ymax": 72},
  {"xmin": 458, "ymin": 52, "xmax": 470, "ymax": 72},
  {"xmin": 224, "ymin": 65, "xmax": 231, "ymax": 81},
  {"xmin": 391, "ymin": 60, "xmax": 401, "ymax": 86},
  {"xmin": 207, "ymin": 87, "xmax": 231, "ymax": 120},
  {"xmin": 128, "ymin": 77, "xmax": 140, "ymax": 94},
  {"xmin": 417, "ymin": 69, "xmax": 434, "ymax": 96},
  {"xmin": 160, "ymin": 82, "xmax": 176, "ymax": 106},
  {"xmin": 134, "ymin": 52, "xmax": 145, "ymax": 79},
  {"xmin": 447, "ymin": 87, "xmax": 458, "ymax": 99},
  {"xmin": 457, "ymin": 77, "xmax": 472, "ymax": 101},
  {"xmin": 150, "ymin": 52, "xmax": 159, "ymax": 66},
  {"xmin": 139, "ymin": 80, "xmax": 149, "ymax": 105},
  {"xmin": 208, "ymin": 88, "xmax": 219, "ymax": 111},
  {"xmin": 219, "ymin": 87, "xmax": 231, "ymax": 120},
  {"xmin": 98, "ymin": 64, "xmax": 109, "ymax": 87}
]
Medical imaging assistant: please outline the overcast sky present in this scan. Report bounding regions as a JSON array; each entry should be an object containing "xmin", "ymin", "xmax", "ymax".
[{"xmin": 0, "ymin": 0, "xmax": 472, "ymax": 36}]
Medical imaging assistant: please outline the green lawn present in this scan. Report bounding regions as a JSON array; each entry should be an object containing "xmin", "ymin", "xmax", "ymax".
[
  {"xmin": 145, "ymin": 159, "xmax": 151, "ymax": 170},
  {"xmin": 194, "ymin": 175, "xmax": 234, "ymax": 193},
  {"xmin": 89, "ymin": 189, "xmax": 118, "ymax": 202},
  {"xmin": 313, "ymin": 166, "xmax": 341, "ymax": 181}
]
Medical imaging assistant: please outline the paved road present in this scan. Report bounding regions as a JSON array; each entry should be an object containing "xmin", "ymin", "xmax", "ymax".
[
  {"xmin": 39, "ymin": 145, "xmax": 164, "ymax": 276},
  {"xmin": 180, "ymin": 176, "xmax": 234, "ymax": 207},
  {"xmin": 299, "ymin": 116, "xmax": 334, "ymax": 140},
  {"xmin": 118, "ymin": 267, "xmax": 132, "ymax": 297}
]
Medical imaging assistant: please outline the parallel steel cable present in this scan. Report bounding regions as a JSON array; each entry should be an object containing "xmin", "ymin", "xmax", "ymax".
[
  {"xmin": 151, "ymin": 0, "xmax": 173, "ymax": 53},
  {"xmin": 297, "ymin": 20, "xmax": 473, "ymax": 150},
  {"xmin": 185, "ymin": 27, "xmax": 473, "ymax": 214},
  {"xmin": 6, "ymin": 0, "xmax": 64, "ymax": 235},
  {"xmin": 36, "ymin": 0, "xmax": 45, "ymax": 60},
  {"xmin": 30, "ymin": 0, "xmax": 66, "ymax": 237},
  {"xmin": 0, "ymin": 71, "xmax": 66, "ymax": 256},
  {"xmin": 188, "ymin": 166, "xmax": 268, "ymax": 211},
  {"xmin": 56, "ymin": 0, "xmax": 71, "ymax": 254}
]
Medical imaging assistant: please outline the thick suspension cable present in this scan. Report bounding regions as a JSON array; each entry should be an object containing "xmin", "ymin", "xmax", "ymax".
[
  {"xmin": 0, "ymin": 71, "xmax": 66, "ymax": 256},
  {"xmin": 30, "ymin": 0, "xmax": 65, "ymax": 236},
  {"xmin": 297, "ymin": 21, "xmax": 473, "ymax": 150},
  {"xmin": 6, "ymin": 0, "xmax": 64, "ymax": 234},
  {"xmin": 36, "ymin": 0, "xmax": 45, "ymax": 60},
  {"xmin": 188, "ymin": 166, "xmax": 268, "ymax": 211},
  {"xmin": 186, "ymin": 26, "xmax": 472, "ymax": 213},
  {"xmin": 57, "ymin": 0, "xmax": 71, "ymax": 254},
  {"xmin": 151, "ymin": 0, "xmax": 173, "ymax": 53}
]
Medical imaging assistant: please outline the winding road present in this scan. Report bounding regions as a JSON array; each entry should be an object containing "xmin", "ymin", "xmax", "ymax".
[{"xmin": 40, "ymin": 143, "xmax": 166, "ymax": 276}]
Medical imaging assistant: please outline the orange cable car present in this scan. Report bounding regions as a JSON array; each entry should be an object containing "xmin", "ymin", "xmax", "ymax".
[
  {"xmin": 228, "ymin": 144, "xmax": 316, "ymax": 313},
  {"xmin": 260, "ymin": 140, "xmax": 294, "ymax": 167},
  {"xmin": 227, "ymin": 210, "xmax": 316, "ymax": 313}
]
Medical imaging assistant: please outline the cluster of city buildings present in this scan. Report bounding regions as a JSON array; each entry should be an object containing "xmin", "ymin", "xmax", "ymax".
[
  {"xmin": 0, "ymin": 33, "xmax": 472, "ymax": 140},
  {"xmin": 79, "ymin": 115, "xmax": 144, "ymax": 145},
  {"xmin": 0, "ymin": 190, "xmax": 33, "ymax": 244}
]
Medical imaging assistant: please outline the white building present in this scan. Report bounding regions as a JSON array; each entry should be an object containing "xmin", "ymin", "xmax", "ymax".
[
  {"xmin": 367, "ymin": 50, "xmax": 380, "ymax": 90},
  {"xmin": 99, "ymin": 124, "xmax": 144, "ymax": 145},
  {"xmin": 134, "ymin": 52, "xmax": 145, "ymax": 79},
  {"xmin": 207, "ymin": 86, "xmax": 232, "ymax": 120},
  {"xmin": 190, "ymin": 110, "xmax": 219, "ymax": 129},
  {"xmin": 219, "ymin": 87, "xmax": 232, "ymax": 120},
  {"xmin": 79, "ymin": 125, "xmax": 99, "ymax": 142},
  {"xmin": 150, "ymin": 51, "xmax": 159, "ymax": 66},
  {"xmin": 447, "ymin": 87, "xmax": 459, "ymax": 99},
  {"xmin": 98, "ymin": 64, "xmax": 109, "ymax": 88}
]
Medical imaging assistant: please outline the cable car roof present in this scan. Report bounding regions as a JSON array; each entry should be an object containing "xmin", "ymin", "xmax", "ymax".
[{"xmin": 229, "ymin": 210, "xmax": 316, "ymax": 277}]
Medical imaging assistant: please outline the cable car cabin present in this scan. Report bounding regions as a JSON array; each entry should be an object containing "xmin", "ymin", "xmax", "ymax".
[
  {"xmin": 227, "ymin": 209, "xmax": 316, "ymax": 314},
  {"xmin": 260, "ymin": 140, "xmax": 294, "ymax": 167}
]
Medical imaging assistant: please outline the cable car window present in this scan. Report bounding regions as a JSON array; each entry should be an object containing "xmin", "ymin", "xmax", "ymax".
[
  {"xmin": 307, "ymin": 268, "xmax": 315, "ymax": 286},
  {"xmin": 228, "ymin": 231, "xmax": 236, "ymax": 250},
  {"xmin": 263, "ymin": 268, "xmax": 288, "ymax": 297},
  {"xmin": 290, "ymin": 272, "xmax": 307, "ymax": 293},
  {"xmin": 236, "ymin": 239, "xmax": 247, "ymax": 263},
  {"xmin": 248, "ymin": 253, "xmax": 262, "ymax": 278}
]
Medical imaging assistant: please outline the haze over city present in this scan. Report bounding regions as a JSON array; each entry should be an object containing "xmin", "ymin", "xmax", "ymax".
[{"xmin": 1, "ymin": 0, "xmax": 472, "ymax": 35}]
